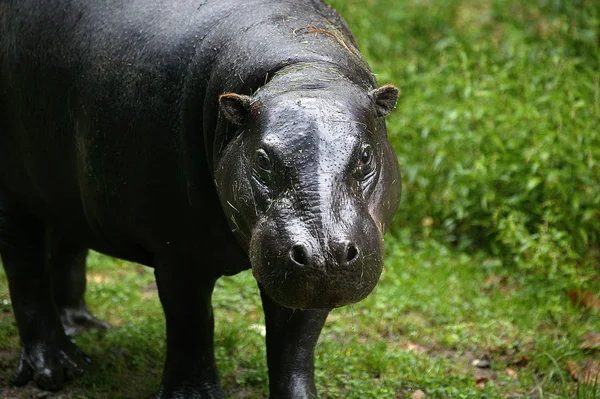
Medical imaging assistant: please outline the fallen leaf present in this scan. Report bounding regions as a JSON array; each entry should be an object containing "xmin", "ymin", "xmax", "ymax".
[
  {"xmin": 87, "ymin": 273, "xmax": 112, "ymax": 284},
  {"xmin": 580, "ymin": 332, "xmax": 600, "ymax": 351},
  {"xmin": 511, "ymin": 355, "xmax": 530, "ymax": 367},
  {"xmin": 505, "ymin": 367, "xmax": 518, "ymax": 380},
  {"xmin": 582, "ymin": 360, "xmax": 600, "ymax": 384},
  {"xmin": 144, "ymin": 280, "xmax": 157, "ymax": 291},
  {"xmin": 567, "ymin": 360, "xmax": 600, "ymax": 384},
  {"xmin": 567, "ymin": 360, "xmax": 580, "ymax": 381},
  {"xmin": 411, "ymin": 389, "xmax": 426, "ymax": 399},
  {"xmin": 483, "ymin": 274, "xmax": 514, "ymax": 295},
  {"xmin": 400, "ymin": 342, "xmax": 428, "ymax": 354},
  {"xmin": 567, "ymin": 290, "xmax": 600, "ymax": 313},
  {"xmin": 475, "ymin": 376, "xmax": 488, "ymax": 390},
  {"xmin": 482, "ymin": 275, "xmax": 505, "ymax": 290}
]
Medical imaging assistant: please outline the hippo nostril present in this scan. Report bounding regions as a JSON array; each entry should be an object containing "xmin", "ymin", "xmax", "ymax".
[
  {"xmin": 344, "ymin": 243, "xmax": 359, "ymax": 264},
  {"xmin": 290, "ymin": 244, "xmax": 309, "ymax": 266},
  {"xmin": 333, "ymin": 240, "xmax": 360, "ymax": 266},
  {"xmin": 346, "ymin": 243, "xmax": 359, "ymax": 263}
]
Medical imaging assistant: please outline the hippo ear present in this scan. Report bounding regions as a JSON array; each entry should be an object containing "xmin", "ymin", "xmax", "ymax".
[
  {"xmin": 219, "ymin": 93, "xmax": 253, "ymax": 125},
  {"xmin": 370, "ymin": 84, "xmax": 400, "ymax": 117}
]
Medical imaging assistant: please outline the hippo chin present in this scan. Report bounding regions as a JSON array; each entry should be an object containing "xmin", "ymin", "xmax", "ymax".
[{"xmin": 1, "ymin": 0, "xmax": 401, "ymax": 397}]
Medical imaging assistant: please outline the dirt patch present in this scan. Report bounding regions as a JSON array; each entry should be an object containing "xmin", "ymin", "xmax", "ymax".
[{"xmin": 0, "ymin": 384, "xmax": 73, "ymax": 399}]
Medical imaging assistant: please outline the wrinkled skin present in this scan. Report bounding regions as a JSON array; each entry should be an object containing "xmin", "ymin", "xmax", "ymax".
[{"xmin": 0, "ymin": 0, "xmax": 401, "ymax": 397}]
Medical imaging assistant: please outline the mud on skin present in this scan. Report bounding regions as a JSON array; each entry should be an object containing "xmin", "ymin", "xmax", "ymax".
[{"xmin": 0, "ymin": 0, "xmax": 401, "ymax": 397}]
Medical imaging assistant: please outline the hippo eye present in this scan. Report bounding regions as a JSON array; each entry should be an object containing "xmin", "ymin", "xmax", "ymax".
[
  {"xmin": 255, "ymin": 148, "xmax": 272, "ymax": 172},
  {"xmin": 355, "ymin": 145, "xmax": 375, "ymax": 182},
  {"xmin": 360, "ymin": 146, "xmax": 372, "ymax": 165}
]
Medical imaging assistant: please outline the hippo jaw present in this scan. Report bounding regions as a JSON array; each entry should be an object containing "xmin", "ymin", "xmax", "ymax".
[{"xmin": 214, "ymin": 77, "xmax": 400, "ymax": 310}]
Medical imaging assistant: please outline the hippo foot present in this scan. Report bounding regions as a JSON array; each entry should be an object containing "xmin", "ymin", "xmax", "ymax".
[
  {"xmin": 155, "ymin": 382, "xmax": 225, "ymax": 399},
  {"xmin": 269, "ymin": 375, "xmax": 317, "ymax": 399},
  {"xmin": 59, "ymin": 305, "xmax": 111, "ymax": 337},
  {"xmin": 14, "ymin": 337, "xmax": 91, "ymax": 391}
]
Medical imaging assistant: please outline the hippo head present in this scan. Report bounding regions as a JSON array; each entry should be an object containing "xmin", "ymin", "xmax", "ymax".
[{"xmin": 214, "ymin": 76, "xmax": 400, "ymax": 310}]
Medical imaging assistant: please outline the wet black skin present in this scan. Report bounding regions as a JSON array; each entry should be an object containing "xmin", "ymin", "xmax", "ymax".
[
  {"xmin": 216, "ymin": 67, "xmax": 400, "ymax": 310},
  {"xmin": 0, "ymin": 1, "xmax": 400, "ymax": 398}
]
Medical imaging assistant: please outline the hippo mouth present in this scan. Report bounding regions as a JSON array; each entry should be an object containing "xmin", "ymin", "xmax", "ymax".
[{"xmin": 248, "ymin": 219, "xmax": 385, "ymax": 310}]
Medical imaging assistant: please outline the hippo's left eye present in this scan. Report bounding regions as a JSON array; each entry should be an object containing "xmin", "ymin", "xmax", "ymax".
[
  {"xmin": 355, "ymin": 145, "xmax": 375, "ymax": 182},
  {"xmin": 255, "ymin": 148, "xmax": 272, "ymax": 172},
  {"xmin": 360, "ymin": 146, "xmax": 372, "ymax": 165}
]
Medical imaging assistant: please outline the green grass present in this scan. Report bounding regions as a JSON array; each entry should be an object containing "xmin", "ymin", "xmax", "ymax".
[
  {"xmin": 2, "ymin": 0, "xmax": 600, "ymax": 398},
  {"xmin": 2, "ymin": 243, "xmax": 599, "ymax": 398}
]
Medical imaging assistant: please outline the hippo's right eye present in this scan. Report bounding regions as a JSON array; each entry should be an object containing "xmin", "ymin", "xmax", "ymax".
[{"xmin": 255, "ymin": 148, "xmax": 272, "ymax": 173}]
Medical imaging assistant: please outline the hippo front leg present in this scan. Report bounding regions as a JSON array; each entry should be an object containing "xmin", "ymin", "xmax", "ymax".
[
  {"xmin": 260, "ymin": 285, "xmax": 329, "ymax": 399},
  {"xmin": 154, "ymin": 261, "xmax": 223, "ymax": 399},
  {"xmin": 49, "ymin": 237, "xmax": 110, "ymax": 336}
]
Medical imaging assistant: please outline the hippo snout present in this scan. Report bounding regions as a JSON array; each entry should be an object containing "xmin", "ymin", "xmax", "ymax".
[
  {"xmin": 289, "ymin": 240, "xmax": 359, "ymax": 268},
  {"xmin": 249, "ymin": 217, "xmax": 384, "ymax": 310}
]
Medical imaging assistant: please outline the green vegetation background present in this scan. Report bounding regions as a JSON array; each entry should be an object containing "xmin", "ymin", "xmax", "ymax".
[{"xmin": 1, "ymin": 0, "xmax": 599, "ymax": 398}]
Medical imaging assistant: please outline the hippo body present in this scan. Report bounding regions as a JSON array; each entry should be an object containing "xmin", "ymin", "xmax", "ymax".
[{"xmin": 0, "ymin": 0, "xmax": 401, "ymax": 397}]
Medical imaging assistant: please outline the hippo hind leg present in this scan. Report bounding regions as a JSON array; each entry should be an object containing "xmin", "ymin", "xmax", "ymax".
[
  {"xmin": 0, "ymin": 196, "xmax": 91, "ymax": 391},
  {"xmin": 48, "ymin": 234, "xmax": 110, "ymax": 337}
]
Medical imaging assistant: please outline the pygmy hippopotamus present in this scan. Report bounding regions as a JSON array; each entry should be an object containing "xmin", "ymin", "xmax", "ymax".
[{"xmin": 0, "ymin": 0, "xmax": 401, "ymax": 397}]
